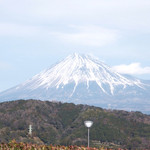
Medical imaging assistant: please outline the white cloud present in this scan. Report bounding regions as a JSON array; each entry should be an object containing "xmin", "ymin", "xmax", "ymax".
[
  {"xmin": 0, "ymin": 0, "xmax": 150, "ymax": 32},
  {"xmin": 0, "ymin": 23, "xmax": 119, "ymax": 47},
  {"xmin": 0, "ymin": 23, "xmax": 42, "ymax": 37},
  {"xmin": 112, "ymin": 63, "xmax": 150, "ymax": 75},
  {"xmin": 53, "ymin": 25, "xmax": 119, "ymax": 47},
  {"xmin": 0, "ymin": 0, "xmax": 150, "ymax": 42}
]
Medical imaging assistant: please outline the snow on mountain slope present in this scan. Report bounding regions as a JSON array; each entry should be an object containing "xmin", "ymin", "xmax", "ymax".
[
  {"xmin": 16, "ymin": 53, "xmax": 143, "ymax": 94},
  {"xmin": 0, "ymin": 53, "xmax": 150, "ymax": 113}
]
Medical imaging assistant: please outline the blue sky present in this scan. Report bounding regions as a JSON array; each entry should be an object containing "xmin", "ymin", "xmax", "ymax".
[{"xmin": 0, "ymin": 0, "xmax": 150, "ymax": 92}]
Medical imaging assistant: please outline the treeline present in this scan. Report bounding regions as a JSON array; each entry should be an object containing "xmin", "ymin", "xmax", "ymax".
[{"xmin": 0, "ymin": 99, "xmax": 150, "ymax": 149}]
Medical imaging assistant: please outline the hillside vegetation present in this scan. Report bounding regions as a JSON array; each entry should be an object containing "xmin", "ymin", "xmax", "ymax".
[{"xmin": 0, "ymin": 99, "xmax": 150, "ymax": 149}]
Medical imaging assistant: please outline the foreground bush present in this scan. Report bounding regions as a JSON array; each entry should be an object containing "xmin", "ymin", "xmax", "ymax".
[{"xmin": 0, "ymin": 140, "xmax": 126, "ymax": 150}]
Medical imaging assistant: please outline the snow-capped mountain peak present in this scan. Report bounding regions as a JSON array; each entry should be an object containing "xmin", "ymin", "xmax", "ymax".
[
  {"xmin": 21, "ymin": 53, "xmax": 143, "ymax": 95},
  {"xmin": 0, "ymin": 53, "xmax": 150, "ymax": 114}
]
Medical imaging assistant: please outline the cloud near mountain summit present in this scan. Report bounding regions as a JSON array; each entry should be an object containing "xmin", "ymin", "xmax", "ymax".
[{"xmin": 112, "ymin": 63, "xmax": 150, "ymax": 75}]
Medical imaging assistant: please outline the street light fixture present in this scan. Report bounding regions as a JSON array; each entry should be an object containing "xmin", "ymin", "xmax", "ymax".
[{"xmin": 84, "ymin": 120, "xmax": 93, "ymax": 147}]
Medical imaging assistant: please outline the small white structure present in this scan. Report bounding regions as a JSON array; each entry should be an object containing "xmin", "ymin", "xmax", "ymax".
[{"xmin": 29, "ymin": 124, "xmax": 32, "ymax": 136}]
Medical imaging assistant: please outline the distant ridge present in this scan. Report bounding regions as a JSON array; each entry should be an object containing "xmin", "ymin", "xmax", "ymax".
[{"xmin": 0, "ymin": 53, "xmax": 150, "ymax": 113}]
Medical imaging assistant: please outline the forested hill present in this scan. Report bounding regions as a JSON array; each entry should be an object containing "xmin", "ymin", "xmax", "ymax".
[{"xmin": 0, "ymin": 99, "xmax": 150, "ymax": 149}]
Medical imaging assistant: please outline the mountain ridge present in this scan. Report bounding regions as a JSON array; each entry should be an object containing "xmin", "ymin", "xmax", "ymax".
[{"xmin": 0, "ymin": 99, "xmax": 150, "ymax": 149}]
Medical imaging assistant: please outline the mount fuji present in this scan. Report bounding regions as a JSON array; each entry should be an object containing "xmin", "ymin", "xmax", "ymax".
[{"xmin": 0, "ymin": 53, "xmax": 150, "ymax": 113}]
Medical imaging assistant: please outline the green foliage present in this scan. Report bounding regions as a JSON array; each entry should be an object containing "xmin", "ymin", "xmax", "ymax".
[
  {"xmin": 36, "ymin": 126, "xmax": 58, "ymax": 144},
  {"xmin": 0, "ymin": 99, "xmax": 150, "ymax": 149},
  {"xmin": 58, "ymin": 103, "xmax": 81, "ymax": 128}
]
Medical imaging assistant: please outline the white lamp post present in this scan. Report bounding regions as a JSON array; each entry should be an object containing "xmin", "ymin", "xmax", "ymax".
[{"xmin": 84, "ymin": 120, "xmax": 93, "ymax": 147}]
